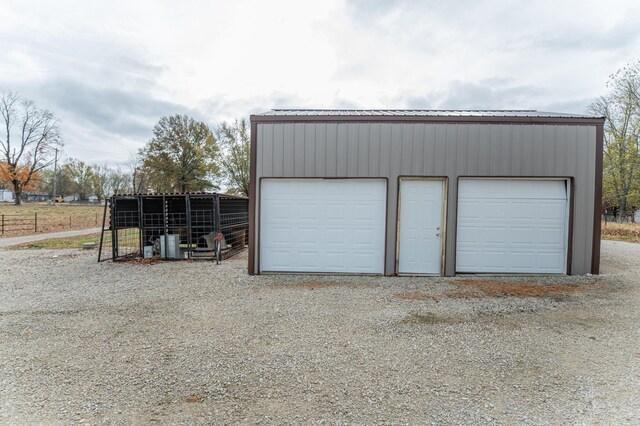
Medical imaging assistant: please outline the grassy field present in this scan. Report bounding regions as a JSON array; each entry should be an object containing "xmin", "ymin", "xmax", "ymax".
[
  {"xmin": 11, "ymin": 232, "xmax": 102, "ymax": 249},
  {"xmin": 0, "ymin": 202, "xmax": 104, "ymax": 237},
  {"xmin": 601, "ymin": 221, "xmax": 640, "ymax": 242}
]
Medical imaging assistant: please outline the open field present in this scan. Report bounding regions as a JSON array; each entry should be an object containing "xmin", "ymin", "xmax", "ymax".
[
  {"xmin": 601, "ymin": 221, "xmax": 640, "ymax": 242},
  {"xmin": 0, "ymin": 203, "xmax": 104, "ymax": 237},
  {"xmin": 0, "ymin": 241, "xmax": 638, "ymax": 424}
]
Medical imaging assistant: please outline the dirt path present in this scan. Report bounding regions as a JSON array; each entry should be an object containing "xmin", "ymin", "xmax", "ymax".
[{"xmin": 0, "ymin": 227, "xmax": 101, "ymax": 248}]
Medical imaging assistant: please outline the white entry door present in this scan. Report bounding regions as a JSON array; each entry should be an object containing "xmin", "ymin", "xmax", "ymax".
[
  {"xmin": 260, "ymin": 179, "xmax": 386, "ymax": 273},
  {"xmin": 397, "ymin": 179, "xmax": 445, "ymax": 275},
  {"xmin": 456, "ymin": 179, "xmax": 569, "ymax": 273}
]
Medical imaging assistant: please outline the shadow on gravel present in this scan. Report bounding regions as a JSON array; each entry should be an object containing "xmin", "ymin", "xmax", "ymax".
[
  {"xmin": 266, "ymin": 280, "xmax": 379, "ymax": 290},
  {"xmin": 396, "ymin": 280, "xmax": 601, "ymax": 301}
]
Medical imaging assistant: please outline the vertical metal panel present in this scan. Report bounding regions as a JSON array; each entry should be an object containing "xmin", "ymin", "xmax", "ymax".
[
  {"xmin": 336, "ymin": 123, "xmax": 348, "ymax": 176},
  {"xmin": 255, "ymin": 121, "xmax": 598, "ymax": 275},
  {"xmin": 379, "ymin": 123, "xmax": 392, "ymax": 177},
  {"xmin": 283, "ymin": 123, "xmax": 295, "ymax": 176},
  {"xmin": 304, "ymin": 124, "xmax": 315, "ymax": 176},
  {"xmin": 390, "ymin": 124, "xmax": 403, "ymax": 176},
  {"xmin": 412, "ymin": 124, "xmax": 425, "ymax": 175},
  {"xmin": 400, "ymin": 123, "xmax": 413, "ymax": 173},
  {"xmin": 315, "ymin": 123, "xmax": 327, "ymax": 176},
  {"xmin": 261, "ymin": 123, "xmax": 273, "ymax": 177},
  {"xmin": 347, "ymin": 124, "xmax": 359, "ymax": 177},
  {"xmin": 434, "ymin": 124, "xmax": 447, "ymax": 176},
  {"xmin": 423, "ymin": 124, "xmax": 436, "ymax": 174},
  {"xmin": 294, "ymin": 123, "xmax": 305, "ymax": 176},
  {"xmin": 358, "ymin": 123, "xmax": 370, "ymax": 176},
  {"xmin": 325, "ymin": 123, "xmax": 338, "ymax": 177},
  {"xmin": 273, "ymin": 124, "xmax": 284, "ymax": 176},
  {"xmin": 369, "ymin": 123, "xmax": 381, "ymax": 177}
]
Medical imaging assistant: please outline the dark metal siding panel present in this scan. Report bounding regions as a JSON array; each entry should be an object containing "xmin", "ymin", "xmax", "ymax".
[{"xmin": 254, "ymin": 122, "xmax": 598, "ymax": 275}]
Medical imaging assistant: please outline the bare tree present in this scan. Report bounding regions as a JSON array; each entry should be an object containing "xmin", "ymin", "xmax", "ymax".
[
  {"xmin": 92, "ymin": 163, "xmax": 110, "ymax": 202},
  {"xmin": 216, "ymin": 119, "xmax": 250, "ymax": 196},
  {"xmin": 126, "ymin": 153, "xmax": 148, "ymax": 193},
  {"xmin": 0, "ymin": 91, "xmax": 62, "ymax": 205},
  {"xmin": 591, "ymin": 60, "xmax": 640, "ymax": 219},
  {"xmin": 108, "ymin": 167, "xmax": 131, "ymax": 195}
]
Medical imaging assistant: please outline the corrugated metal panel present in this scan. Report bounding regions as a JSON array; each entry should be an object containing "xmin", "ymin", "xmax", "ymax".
[
  {"xmin": 254, "ymin": 122, "xmax": 598, "ymax": 275},
  {"xmin": 253, "ymin": 109, "xmax": 603, "ymax": 119}
]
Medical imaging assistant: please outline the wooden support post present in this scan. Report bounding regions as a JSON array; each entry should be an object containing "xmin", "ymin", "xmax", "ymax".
[{"xmin": 34, "ymin": 212, "xmax": 38, "ymax": 232}]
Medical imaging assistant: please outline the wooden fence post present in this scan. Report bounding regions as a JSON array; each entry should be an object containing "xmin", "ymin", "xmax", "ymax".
[
  {"xmin": 1, "ymin": 214, "xmax": 4, "ymax": 235},
  {"xmin": 35, "ymin": 212, "xmax": 38, "ymax": 232}
]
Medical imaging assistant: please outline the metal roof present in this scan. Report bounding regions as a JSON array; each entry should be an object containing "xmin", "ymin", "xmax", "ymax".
[
  {"xmin": 253, "ymin": 109, "xmax": 602, "ymax": 119},
  {"xmin": 111, "ymin": 192, "xmax": 248, "ymax": 200}
]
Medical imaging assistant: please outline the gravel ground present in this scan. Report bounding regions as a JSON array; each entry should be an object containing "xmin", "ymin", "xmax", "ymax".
[{"xmin": 0, "ymin": 241, "xmax": 639, "ymax": 425}]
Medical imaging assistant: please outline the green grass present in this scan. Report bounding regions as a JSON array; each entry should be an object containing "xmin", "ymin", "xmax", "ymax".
[{"xmin": 12, "ymin": 232, "xmax": 102, "ymax": 249}]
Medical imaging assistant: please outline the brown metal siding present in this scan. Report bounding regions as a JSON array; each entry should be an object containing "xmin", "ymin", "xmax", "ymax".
[{"xmin": 253, "ymin": 122, "xmax": 598, "ymax": 276}]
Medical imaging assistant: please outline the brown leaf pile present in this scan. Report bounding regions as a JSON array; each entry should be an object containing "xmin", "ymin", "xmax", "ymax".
[{"xmin": 396, "ymin": 279, "xmax": 596, "ymax": 301}]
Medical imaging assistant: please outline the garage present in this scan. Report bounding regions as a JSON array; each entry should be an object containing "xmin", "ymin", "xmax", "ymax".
[
  {"xmin": 456, "ymin": 179, "xmax": 570, "ymax": 273},
  {"xmin": 249, "ymin": 110, "xmax": 604, "ymax": 276},
  {"xmin": 259, "ymin": 179, "xmax": 386, "ymax": 273}
]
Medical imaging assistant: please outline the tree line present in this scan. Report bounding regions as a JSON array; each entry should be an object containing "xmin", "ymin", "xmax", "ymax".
[
  {"xmin": 1, "ymin": 90, "xmax": 250, "ymax": 205},
  {"xmin": 3, "ymin": 61, "xmax": 639, "ymax": 214},
  {"xmin": 591, "ymin": 60, "xmax": 640, "ymax": 220}
]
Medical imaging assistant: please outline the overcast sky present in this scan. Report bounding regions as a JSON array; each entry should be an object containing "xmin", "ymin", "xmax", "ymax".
[{"xmin": 1, "ymin": 0, "xmax": 639, "ymax": 166}]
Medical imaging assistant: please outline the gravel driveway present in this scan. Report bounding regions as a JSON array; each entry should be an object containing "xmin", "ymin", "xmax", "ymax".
[{"xmin": 1, "ymin": 241, "xmax": 639, "ymax": 425}]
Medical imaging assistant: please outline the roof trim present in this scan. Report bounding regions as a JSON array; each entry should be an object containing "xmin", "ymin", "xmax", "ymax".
[{"xmin": 250, "ymin": 114, "xmax": 605, "ymax": 125}]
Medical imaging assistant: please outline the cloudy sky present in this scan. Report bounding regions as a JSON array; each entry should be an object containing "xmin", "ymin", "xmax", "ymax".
[{"xmin": 1, "ymin": 0, "xmax": 639, "ymax": 165}]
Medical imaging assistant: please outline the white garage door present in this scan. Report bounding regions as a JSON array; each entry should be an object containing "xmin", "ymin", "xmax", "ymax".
[
  {"xmin": 456, "ymin": 179, "xmax": 569, "ymax": 273},
  {"xmin": 260, "ymin": 179, "xmax": 386, "ymax": 273}
]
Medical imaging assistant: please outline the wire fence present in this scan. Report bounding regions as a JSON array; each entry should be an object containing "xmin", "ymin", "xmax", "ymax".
[
  {"xmin": 602, "ymin": 211, "xmax": 638, "ymax": 224},
  {"xmin": 0, "ymin": 212, "xmax": 101, "ymax": 236},
  {"xmin": 98, "ymin": 194, "xmax": 249, "ymax": 262}
]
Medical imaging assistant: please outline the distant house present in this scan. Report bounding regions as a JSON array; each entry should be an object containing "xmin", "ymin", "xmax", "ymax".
[{"xmin": 0, "ymin": 189, "xmax": 14, "ymax": 202}]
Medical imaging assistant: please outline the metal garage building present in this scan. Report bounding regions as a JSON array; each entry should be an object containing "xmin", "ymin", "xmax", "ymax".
[{"xmin": 248, "ymin": 110, "xmax": 604, "ymax": 276}]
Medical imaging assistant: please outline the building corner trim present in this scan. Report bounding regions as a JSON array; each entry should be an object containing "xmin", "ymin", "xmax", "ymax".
[
  {"xmin": 248, "ymin": 121, "xmax": 258, "ymax": 275},
  {"xmin": 591, "ymin": 123, "xmax": 604, "ymax": 274}
]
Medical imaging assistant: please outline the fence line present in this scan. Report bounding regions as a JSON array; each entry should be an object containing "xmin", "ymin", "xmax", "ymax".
[{"xmin": 0, "ymin": 212, "xmax": 100, "ymax": 235}]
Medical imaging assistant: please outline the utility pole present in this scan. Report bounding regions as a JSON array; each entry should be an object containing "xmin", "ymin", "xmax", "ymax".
[{"xmin": 52, "ymin": 148, "xmax": 58, "ymax": 201}]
